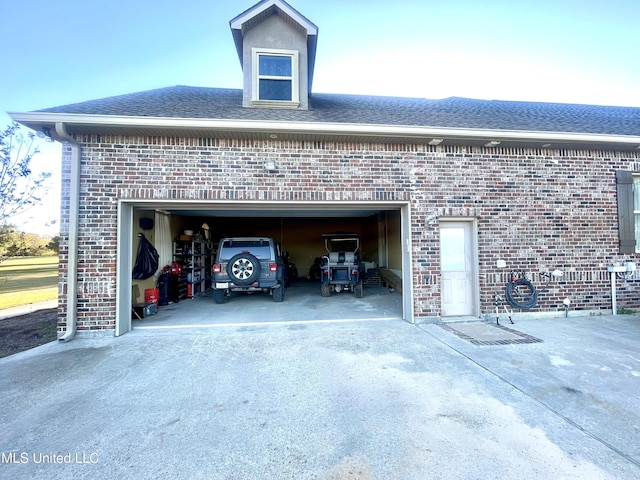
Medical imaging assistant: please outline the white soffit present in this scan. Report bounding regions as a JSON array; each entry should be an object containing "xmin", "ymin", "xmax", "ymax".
[{"xmin": 9, "ymin": 112, "xmax": 640, "ymax": 151}]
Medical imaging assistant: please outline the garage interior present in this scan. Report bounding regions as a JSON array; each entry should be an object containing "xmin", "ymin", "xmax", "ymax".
[{"xmin": 124, "ymin": 202, "xmax": 410, "ymax": 333}]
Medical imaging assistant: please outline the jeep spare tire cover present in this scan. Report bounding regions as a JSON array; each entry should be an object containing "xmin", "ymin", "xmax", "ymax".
[{"xmin": 227, "ymin": 252, "xmax": 261, "ymax": 285}]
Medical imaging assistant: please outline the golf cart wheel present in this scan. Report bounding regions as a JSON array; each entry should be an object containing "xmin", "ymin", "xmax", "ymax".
[
  {"xmin": 354, "ymin": 282, "xmax": 364, "ymax": 298},
  {"xmin": 212, "ymin": 289, "xmax": 227, "ymax": 304},
  {"xmin": 321, "ymin": 284, "xmax": 331, "ymax": 297},
  {"xmin": 227, "ymin": 253, "xmax": 260, "ymax": 285}
]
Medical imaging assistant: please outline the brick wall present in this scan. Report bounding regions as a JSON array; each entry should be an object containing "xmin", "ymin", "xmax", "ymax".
[{"xmin": 58, "ymin": 136, "xmax": 640, "ymax": 333}]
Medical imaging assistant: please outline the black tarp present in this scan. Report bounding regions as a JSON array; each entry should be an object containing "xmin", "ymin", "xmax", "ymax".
[{"xmin": 132, "ymin": 234, "xmax": 159, "ymax": 280}]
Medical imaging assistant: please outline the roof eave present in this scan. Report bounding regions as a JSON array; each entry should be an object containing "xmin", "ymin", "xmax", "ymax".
[{"xmin": 9, "ymin": 111, "xmax": 640, "ymax": 152}]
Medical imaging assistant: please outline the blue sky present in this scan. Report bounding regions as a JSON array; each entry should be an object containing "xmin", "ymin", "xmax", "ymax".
[{"xmin": 1, "ymin": 0, "xmax": 639, "ymax": 234}]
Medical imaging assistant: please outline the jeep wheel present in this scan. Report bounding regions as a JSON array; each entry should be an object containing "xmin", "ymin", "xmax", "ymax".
[
  {"xmin": 321, "ymin": 284, "xmax": 331, "ymax": 297},
  {"xmin": 213, "ymin": 289, "xmax": 227, "ymax": 304},
  {"xmin": 354, "ymin": 282, "xmax": 364, "ymax": 298},
  {"xmin": 227, "ymin": 253, "xmax": 260, "ymax": 285},
  {"xmin": 272, "ymin": 283, "xmax": 284, "ymax": 302}
]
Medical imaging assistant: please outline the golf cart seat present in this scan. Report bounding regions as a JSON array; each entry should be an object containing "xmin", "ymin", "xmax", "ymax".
[{"xmin": 328, "ymin": 251, "xmax": 356, "ymax": 266}]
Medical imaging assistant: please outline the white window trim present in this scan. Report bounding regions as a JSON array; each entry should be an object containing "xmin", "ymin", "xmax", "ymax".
[
  {"xmin": 634, "ymin": 174, "xmax": 640, "ymax": 252},
  {"xmin": 251, "ymin": 48, "xmax": 299, "ymax": 108}
]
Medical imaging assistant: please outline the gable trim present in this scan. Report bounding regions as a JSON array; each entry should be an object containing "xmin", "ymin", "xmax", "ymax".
[{"xmin": 230, "ymin": 0, "xmax": 318, "ymax": 35}]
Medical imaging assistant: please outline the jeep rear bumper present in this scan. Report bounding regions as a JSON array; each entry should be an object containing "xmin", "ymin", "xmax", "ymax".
[{"xmin": 214, "ymin": 280, "xmax": 280, "ymax": 291}]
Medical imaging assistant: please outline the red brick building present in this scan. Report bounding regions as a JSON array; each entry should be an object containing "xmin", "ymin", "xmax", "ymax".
[{"xmin": 10, "ymin": 0, "xmax": 640, "ymax": 338}]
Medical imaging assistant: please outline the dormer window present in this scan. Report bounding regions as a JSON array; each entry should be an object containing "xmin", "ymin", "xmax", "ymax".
[
  {"xmin": 231, "ymin": 0, "xmax": 317, "ymax": 110},
  {"xmin": 252, "ymin": 48, "xmax": 299, "ymax": 107},
  {"xmin": 259, "ymin": 54, "xmax": 292, "ymax": 100}
]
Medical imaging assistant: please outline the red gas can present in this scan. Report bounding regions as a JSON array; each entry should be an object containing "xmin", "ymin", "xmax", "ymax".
[{"xmin": 144, "ymin": 288, "xmax": 160, "ymax": 307}]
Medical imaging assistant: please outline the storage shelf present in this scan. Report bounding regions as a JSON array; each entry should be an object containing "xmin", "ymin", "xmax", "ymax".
[{"xmin": 173, "ymin": 240, "xmax": 215, "ymax": 298}]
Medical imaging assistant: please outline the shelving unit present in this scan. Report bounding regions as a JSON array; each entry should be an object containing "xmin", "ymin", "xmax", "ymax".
[{"xmin": 173, "ymin": 240, "xmax": 215, "ymax": 298}]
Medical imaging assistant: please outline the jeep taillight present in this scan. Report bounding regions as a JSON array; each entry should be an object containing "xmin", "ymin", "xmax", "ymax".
[
  {"xmin": 213, "ymin": 264, "xmax": 221, "ymax": 273},
  {"xmin": 269, "ymin": 263, "xmax": 277, "ymax": 272}
]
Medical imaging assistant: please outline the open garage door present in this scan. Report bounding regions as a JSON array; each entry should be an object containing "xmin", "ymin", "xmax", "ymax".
[{"xmin": 117, "ymin": 200, "xmax": 412, "ymax": 335}]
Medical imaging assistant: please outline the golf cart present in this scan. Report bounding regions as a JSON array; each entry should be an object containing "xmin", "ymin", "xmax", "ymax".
[{"xmin": 320, "ymin": 232, "xmax": 364, "ymax": 298}]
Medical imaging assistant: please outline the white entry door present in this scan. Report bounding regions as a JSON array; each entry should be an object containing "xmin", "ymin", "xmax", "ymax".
[{"xmin": 440, "ymin": 221, "xmax": 477, "ymax": 317}]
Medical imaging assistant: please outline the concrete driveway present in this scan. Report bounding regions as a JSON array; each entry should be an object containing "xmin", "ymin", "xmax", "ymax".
[
  {"xmin": 132, "ymin": 282, "xmax": 405, "ymax": 328},
  {"xmin": 1, "ymin": 306, "xmax": 639, "ymax": 479}
]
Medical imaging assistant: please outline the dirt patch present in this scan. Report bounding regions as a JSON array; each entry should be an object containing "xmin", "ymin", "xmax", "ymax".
[{"xmin": 0, "ymin": 308, "xmax": 57, "ymax": 358}]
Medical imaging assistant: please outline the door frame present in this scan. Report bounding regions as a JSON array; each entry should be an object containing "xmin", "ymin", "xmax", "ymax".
[
  {"xmin": 115, "ymin": 199, "xmax": 414, "ymax": 335},
  {"xmin": 438, "ymin": 218, "xmax": 480, "ymax": 318},
  {"xmin": 116, "ymin": 201, "xmax": 134, "ymax": 336}
]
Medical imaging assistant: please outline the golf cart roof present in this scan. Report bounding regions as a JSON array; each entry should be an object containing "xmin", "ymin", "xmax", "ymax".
[{"xmin": 321, "ymin": 232, "xmax": 360, "ymax": 239}]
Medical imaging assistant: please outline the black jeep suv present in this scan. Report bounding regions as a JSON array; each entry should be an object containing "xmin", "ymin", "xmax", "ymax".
[{"xmin": 212, "ymin": 237, "xmax": 286, "ymax": 303}]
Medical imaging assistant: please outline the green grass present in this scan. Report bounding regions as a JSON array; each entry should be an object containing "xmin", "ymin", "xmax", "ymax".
[{"xmin": 0, "ymin": 256, "xmax": 58, "ymax": 309}]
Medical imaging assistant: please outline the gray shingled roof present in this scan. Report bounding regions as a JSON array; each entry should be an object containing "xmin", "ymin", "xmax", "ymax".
[{"xmin": 36, "ymin": 85, "xmax": 640, "ymax": 136}]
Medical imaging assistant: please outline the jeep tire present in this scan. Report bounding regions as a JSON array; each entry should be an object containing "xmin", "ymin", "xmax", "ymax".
[
  {"xmin": 227, "ymin": 252, "xmax": 260, "ymax": 285},
  {"xmin": 212, "ymin": 289, "xmax": 227, "ymax": 304},
  {"xmin": 272, "ymin": 282, "xmax": 284, "ymax": 302}
]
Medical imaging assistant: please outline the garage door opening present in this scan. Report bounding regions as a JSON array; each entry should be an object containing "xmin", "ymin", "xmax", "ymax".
[{"xmin": 117, "ymin": 201, "xmax": 412, "ymax": 335}]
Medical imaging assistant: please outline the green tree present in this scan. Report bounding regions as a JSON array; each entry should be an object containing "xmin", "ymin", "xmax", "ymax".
[
  {"xmin": 0, "ymin": 123, "xmax": 51, "ymax": 223},
  {"xmin": 0, "ymin": 226, "xmax": 55, "ymax": 258},
  {"xmin": 47, "ymin": 235, "xmax": 60, "ymax": 253},
  {"xmin": 0, "ymin": 224, "xmax": 16, "ymax": 252}
]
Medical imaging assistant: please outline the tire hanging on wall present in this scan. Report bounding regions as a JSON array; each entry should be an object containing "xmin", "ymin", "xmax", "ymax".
[{"xmin": 504, "ymin": 277, "xmax": 538, "ymax": 309}]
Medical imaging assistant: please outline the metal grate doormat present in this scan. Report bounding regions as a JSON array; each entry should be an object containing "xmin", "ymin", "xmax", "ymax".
[{"xmin": 439, "ymin": 322, "xmax": 543, "ymax": 346}]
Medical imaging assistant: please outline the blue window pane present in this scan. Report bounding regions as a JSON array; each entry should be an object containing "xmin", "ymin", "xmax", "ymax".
[
  {"xmin": 259, "ymin": 79, "xmax": 292, "ymax": 101},
  {"xmin": 259, "ymin": 55, "xmax": 292, "ymax": 77}
]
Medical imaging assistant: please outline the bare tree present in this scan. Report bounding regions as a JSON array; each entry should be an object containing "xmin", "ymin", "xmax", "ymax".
[{"xmin": 0, "ymin": 123, "xmax": 51, "ymax": 223}]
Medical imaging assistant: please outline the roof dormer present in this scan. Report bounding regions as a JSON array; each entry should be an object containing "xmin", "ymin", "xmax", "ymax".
[{"xmin": 230, "ymin": 0, "xmax": 318, "ymax": 110}]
